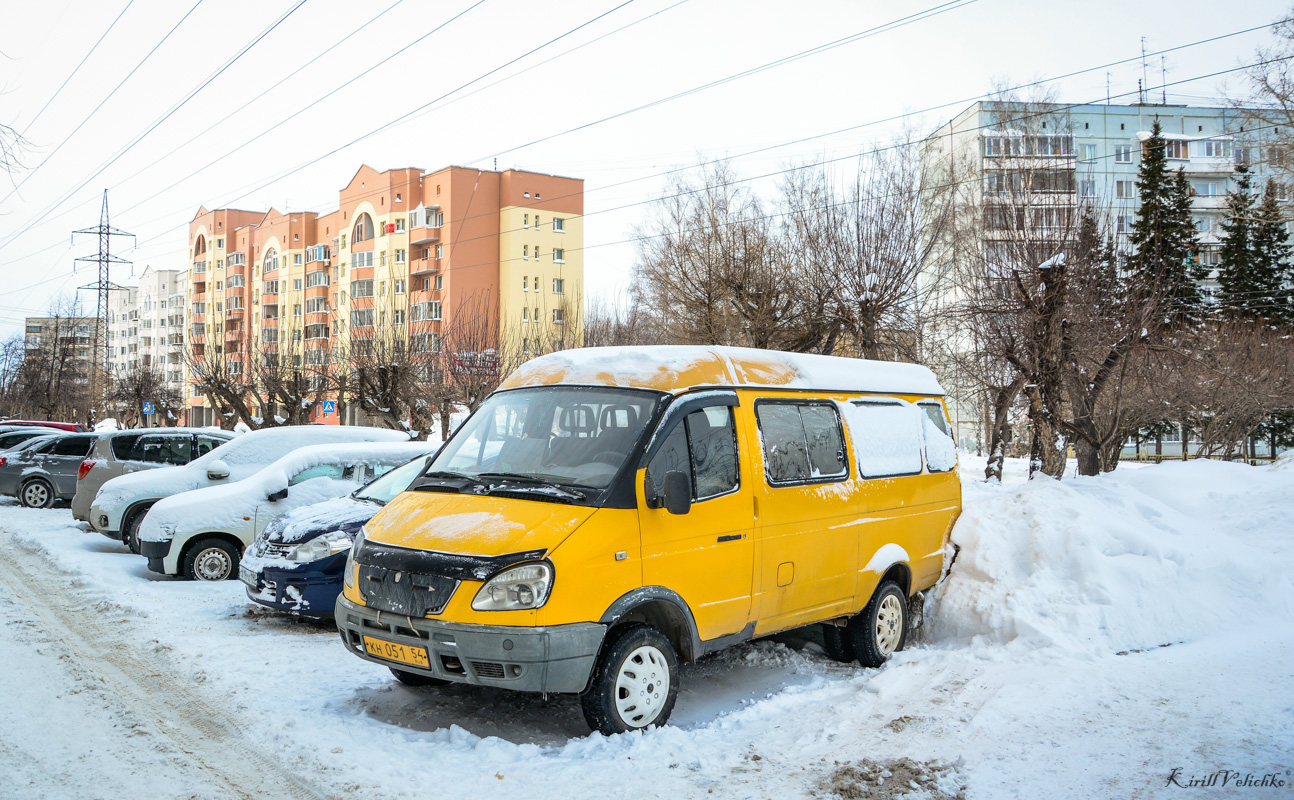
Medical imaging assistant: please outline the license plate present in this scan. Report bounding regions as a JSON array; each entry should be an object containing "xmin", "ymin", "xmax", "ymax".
[
  {"xmin": 239, "ymin": 566, "xmax": 257, "ymax": 587},
  {"xmin": 363, "ymin": 636, "xmax": 431, "ymax": 669}
]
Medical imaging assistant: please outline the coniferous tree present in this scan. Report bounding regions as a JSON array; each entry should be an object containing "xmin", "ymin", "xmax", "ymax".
[
  {"xmin": 1128, "ymin": 119, "xmax": 1200, "ymax": 324},
  {"xmin": 1251, "ymin": 179, "xmax": 1293, "ymax": 324},
  {"xmin": 1217, "ymin": 164, "xmax": 1257, "ymax": 319}
]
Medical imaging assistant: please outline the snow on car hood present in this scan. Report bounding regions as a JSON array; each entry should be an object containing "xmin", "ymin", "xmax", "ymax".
[
  {"xmin": 264, "ymin": 494, "xmax": 376, "ymax": 546},
  {"xmin": 363, "ymin": 490, "xmax": 596, "ymax": 558},
  {"xmin": 91, "ymin": 426, "xmax": 410, "ymax": 514},
  {"xmin": 138, "ymin": 442, "xmax": 432, "ymax": 543}
]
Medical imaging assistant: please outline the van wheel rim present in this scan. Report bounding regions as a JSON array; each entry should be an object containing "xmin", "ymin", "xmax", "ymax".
[
  {"xmin": 875, "ymin": 595, "xmax": 904, "ymax": 655},
  {"xmin": 614, "ymin": 645, "xmax": 670, "ymax": 728},
  {"xmin": 23, "ymin": 483, "xmax": 48, "ymax": 507},
  {"xmin": 195, "ymin": 548, "xmax": 232, "ymax": 581}
]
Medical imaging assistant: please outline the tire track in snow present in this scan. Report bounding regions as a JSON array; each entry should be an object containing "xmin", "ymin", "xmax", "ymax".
[{"xmin": 0, "ymin": 537, "xmax": 336, "ymax": 800}]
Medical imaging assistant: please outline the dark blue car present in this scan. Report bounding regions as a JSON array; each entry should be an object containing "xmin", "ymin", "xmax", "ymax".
[{"xmin": 239, "ymin": 454, "xmax": 431, "ymax": 618}]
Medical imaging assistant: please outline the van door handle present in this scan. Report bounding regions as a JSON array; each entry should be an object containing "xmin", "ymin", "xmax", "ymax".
[{"xmin": 717, "ymin": 534, "xmax": 745, "ymax": 543}]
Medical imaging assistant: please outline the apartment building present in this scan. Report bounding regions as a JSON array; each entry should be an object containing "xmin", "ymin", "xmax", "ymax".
[
  {"xmin": 186, "ymin": 165, "xmax": 584, "ymax": 427},
  {"xmin": 23, "ymin": 315, "xmax": 102, "ymax": 418},
  {"xmin": 920, "ymin": 100, "xmax": 1288, "ymax": 445},
  {"xmin": 106, "ymin": 267, "xmax": 189, "ymax": 424}
]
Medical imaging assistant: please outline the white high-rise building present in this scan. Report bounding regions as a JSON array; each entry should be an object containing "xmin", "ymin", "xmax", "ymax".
[{"xmin": 107, "ymin": 266, "xmax": 189, "ymax": 424}]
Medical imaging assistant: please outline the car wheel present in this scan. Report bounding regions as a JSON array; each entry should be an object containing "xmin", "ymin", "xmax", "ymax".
[
  {"xmin": 125, "ymin": 508, "xmax": 149, "ymax": 554},
  {"xmin": 389, "ymin": 668, "xmax": 450, "ymax": 687},
  {"xmin": 19, "ymin": 479, "xmax": 54, "ymax": 509},
  {"xmin": 821, "ymin": 623, "xmax": 856, "ymax": 663},
  {"xmin": 847, "ymin": 581, "xmax": 909, "ymax": 669},
  {"xmin": 183, "ymin": 538, "xmax": 239, "ymax": 581},
  {"xmin": 580, "ymin": 623, "xmax": 679, "ymax": 735}
]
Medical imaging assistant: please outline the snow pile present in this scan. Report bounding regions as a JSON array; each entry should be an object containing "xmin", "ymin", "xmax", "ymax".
[
  {"xmin": 839, "ymin": 400, "xmax": 924, "ymax": 478},
  {"xmin": 927, "ymin": 461, "xmax": 1294, "ymax": 655},
  {"xmin": 921, "ymin": 414, "xmax": 957, "ymax": 472},
  {"xmin": 93, "ymin": 418, "xmax": 119, "ymax": 432},
  {"xmin": 502, "ymin": 345, "xmax": 944, "ymax": 396}
]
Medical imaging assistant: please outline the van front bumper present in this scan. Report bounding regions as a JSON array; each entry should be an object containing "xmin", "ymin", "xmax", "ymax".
[{"xmin": 335, "ymin": 596, "xmax": 605, "ymax": 694}]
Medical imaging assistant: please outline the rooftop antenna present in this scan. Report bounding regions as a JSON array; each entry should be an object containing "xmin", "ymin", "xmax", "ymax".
[
  {"xmin": 1140, "ymin": 36, "xmax": 1149, "ymax": 104},
  {"xmin": 1161, "ymin": 55, "xmax": 1167, "ymax": 105},
  {"xmin": 1106, "ymin": 72, "xmax": 1111, "ymax": 105}
]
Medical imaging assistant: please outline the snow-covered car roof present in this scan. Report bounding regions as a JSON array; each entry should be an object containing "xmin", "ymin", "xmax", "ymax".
[
  {"xmin": 139, "ymin": 441, "xmax": 435, "ymax": 541},
  {"xmin": 93, "ymin": 425, "xmax": 411, "ymax": 511},
  {"xmin": 499, "ymin": 345, "xmax": 945, "ymax": 397}
]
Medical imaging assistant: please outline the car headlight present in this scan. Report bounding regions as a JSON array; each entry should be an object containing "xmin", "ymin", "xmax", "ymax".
[
  {"xmin": 287, "ymin": 529, "xmax": 353, "ymax": 563},
  {"xmin": 344, "ymin": 527, "xmax": 366, "ymax": 589},
  {"xmin": 471, "ymin": 562, "xmax": 553, "ymax": 611}
]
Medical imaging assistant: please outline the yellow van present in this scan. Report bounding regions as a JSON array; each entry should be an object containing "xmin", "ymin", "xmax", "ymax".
[{"xmin": 335, "ymin": 346, "xmax": 961, "ymax": 734}]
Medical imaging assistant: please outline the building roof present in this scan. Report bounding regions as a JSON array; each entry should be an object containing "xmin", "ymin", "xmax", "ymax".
[{"xmin": 498, "ymin": 346, "xmax": 945, "ymax": 396}]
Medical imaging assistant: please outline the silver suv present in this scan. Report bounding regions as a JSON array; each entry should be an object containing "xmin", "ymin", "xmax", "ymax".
[
  {"xmin": 75, "ymin": 428, "xmax": 233, "ymax": 549},
  {"xmin": 0, "ymin": 433, "xmax": 100, "ymax": 508}
]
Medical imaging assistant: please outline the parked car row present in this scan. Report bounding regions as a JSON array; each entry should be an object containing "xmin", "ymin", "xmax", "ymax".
[{"xmin": 21, "ymin": 346, "xmax": 964, "ymax": 738}]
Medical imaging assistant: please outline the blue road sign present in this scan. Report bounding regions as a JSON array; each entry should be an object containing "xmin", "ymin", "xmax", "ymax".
[
  {"xmin": 322, "ymin": 400, "xmax": 336, "ymax": 414},
  {"xmin": 142, "ymin": 402, "xmax": 155, "ymax": 414}
]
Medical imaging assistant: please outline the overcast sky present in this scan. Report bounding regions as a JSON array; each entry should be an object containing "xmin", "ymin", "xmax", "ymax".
[{"xmin": 0, "ymin": 0, "xmax": 1285, "ymax": 334}]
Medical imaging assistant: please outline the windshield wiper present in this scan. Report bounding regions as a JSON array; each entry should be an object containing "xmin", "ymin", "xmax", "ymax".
[
  {"xmin": 475, "ymin": 472, "xmax": 587, "ymax": 500},
  {"xmin": 413, "ymin": 470, "xmax": 489, "ymax": 494}
]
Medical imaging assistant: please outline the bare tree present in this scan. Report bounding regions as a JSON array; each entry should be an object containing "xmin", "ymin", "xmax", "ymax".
[{"xmin": 105, "ymin": 365, "xmax": 182, "ymax": 428}]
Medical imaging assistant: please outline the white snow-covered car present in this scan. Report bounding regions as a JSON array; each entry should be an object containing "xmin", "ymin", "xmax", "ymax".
[
  {"xmin": 138, "ymin": 441, "xmax": 434, "ymax": 581},
  {"xmin": 90, "ymin": 426, "xmax": 411, "ymax": 552}
]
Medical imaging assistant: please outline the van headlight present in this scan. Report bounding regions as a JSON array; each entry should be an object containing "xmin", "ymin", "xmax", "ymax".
[
  {"xmin": 471, "ymin": 562, "xmax": 553, "ymax": 611},
  {"xmin": 344, "ymin": 527, "xmax": 366, "ymax": 589},
  {"xmin": 287, "ymin": 529, "xmax": 352, "ymax": 563}
]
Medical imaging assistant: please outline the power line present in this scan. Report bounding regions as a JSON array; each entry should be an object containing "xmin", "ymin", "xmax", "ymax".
[
  {"xmin": 16, "ymin": 0, "xmax": 135, "ymax": 139},
  {"xmin": 0, "ymin": 0, "xmax": 311, "ymax": 253},
  {"xmin": 0, "ymin": 0, "xmax": 205, "ymax": 207}
]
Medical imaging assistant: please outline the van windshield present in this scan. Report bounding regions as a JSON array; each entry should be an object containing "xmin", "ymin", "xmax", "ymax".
[{"xmin": 430, "ymin": 387, "xmax": 659, "ymax": 490}]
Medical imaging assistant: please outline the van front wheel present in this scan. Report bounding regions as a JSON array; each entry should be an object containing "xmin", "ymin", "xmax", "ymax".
[
  {"xmin": 580, "ymin": 624, "xmax": 679, "ymax": 735},
  {"xmin": 848, "ymin": 581, "xmax": 908, "ymax": 668}
]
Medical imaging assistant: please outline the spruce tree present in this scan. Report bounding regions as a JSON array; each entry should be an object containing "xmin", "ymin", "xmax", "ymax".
[
  {"xmin": 1217, "ymin": 163, "xmax": 1256, "ymax": 319},
  {"xmin": 1251, "ymin": 179, "xmax": 1293, "ymax": 324},
  {"xmin": 1128, "ymin": 119, "xmax": 1200, "ymax": 324}
]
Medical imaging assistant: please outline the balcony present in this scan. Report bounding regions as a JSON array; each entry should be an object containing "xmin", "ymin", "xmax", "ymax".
[
  {"xmin": 226, "ymin": 307, "xmax": 245, "ymax": 319},
  {"xmin": 410, "ymin": 227, "xmax": 440, "ymax": 245},
  {"xmin": 193, "ymin": 260, "xmax": 207, "ymax": 274},
  {"xmin": 227, "ymin": 252, "xmax": 246, "ymax": 267},
  {"xmin": 411, "ymin": 260, "xmax": 441, "ymax": 277}
]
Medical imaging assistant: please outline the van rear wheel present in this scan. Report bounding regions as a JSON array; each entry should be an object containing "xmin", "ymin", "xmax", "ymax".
[
  {"xmin": 820, "ymin": 623, "xmax": 856, "ymax": 663},
  {"xmin": 580, "ymin": 623, "xmax": 679, "ymax": 735},
  {"xmin": 847, "ymin": 581, "xmax": 908, "ymax": 668}
]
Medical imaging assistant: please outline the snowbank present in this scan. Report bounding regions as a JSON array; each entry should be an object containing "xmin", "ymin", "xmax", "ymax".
[
  {"xmin": 93, "ymin": 418, "xmax": 119, "ymax": 432},
  {"xmin": 927, "ymin": 460, "xmax": 1294, "ymax": 655}
]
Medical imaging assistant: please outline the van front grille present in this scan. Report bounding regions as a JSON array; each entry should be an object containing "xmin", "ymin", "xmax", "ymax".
[{"xmin": 471, "ymin": 661, "xmax": 506, "ymax": 679}]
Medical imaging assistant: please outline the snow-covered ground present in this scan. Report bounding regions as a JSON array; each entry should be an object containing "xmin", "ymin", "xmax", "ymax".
[{"xmin": 1, "ymin": 456, "xmax": 1291, "ymax": 799}]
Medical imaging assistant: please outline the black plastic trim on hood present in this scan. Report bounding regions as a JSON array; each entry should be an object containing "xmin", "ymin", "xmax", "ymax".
[{"xmin": 356, "ymin": 537, "xmax": 548, "ymax": 582}]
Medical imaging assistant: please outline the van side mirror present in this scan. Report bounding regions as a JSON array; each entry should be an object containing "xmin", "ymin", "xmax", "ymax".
[
  {"xmin": 661, "ymin": 470, "xmax": 692, "ymax": 515},
  {"xmin": 266, "ymin": 487, "xmax": 289, "ymax": 502},
  {"xmin": 206, "ymin": 459, "xmax": 230, "ymax": 480}
]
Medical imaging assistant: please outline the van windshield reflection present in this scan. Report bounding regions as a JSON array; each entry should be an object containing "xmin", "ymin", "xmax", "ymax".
[{"xmin": 429, "ymin": 387, "xmax": 658, "ymax": 491}]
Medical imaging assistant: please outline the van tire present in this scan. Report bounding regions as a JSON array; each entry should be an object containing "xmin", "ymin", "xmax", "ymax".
[
  {"xmin": 848, "ymin": 581, "xmax": 908, "ymax": 668},
  {"xmin": 19, "ymin": 478, "xmax": 55, "ymax": 509},
  {"xmin": 125, "ymin": 508, "xmax": 149, "ymax": 554},
  {"xmin": 389, "ymin": 668, "xmax": 450, "ymax": 687},
  {"xmin": 182, "ymin": 537, "xmax": 239, "ymax": 581},
  {"xmin": 580, "ymin": 623, "xmax": 680, "ymax": 735},
  {"xmin": 820, "ymin": 624, "xmax": 856, "ymax": 663}
]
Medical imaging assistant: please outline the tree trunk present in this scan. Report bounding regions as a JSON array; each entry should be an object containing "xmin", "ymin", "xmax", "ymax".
[
  {"xmin": 984, "ymin": 376, "xmax": 1024, "ymax": 482},
  {"xmin": 1025, "ymin": 385, "xmax": 1065, "ymax": 479},
  {"xmin": 1075, "ymin": 438, "xmax": 1101, "ymax": 477}
]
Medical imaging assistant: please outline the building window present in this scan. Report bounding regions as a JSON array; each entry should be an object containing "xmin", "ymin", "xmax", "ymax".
[
  {"xmin": 1080, "ymin": 144, "xmax": 1097, "ymax": 162},
  {"xmin": 523, "ymin": 245, "xmax": 529, "ymax": 260},
  {"xmin": 1116, "ymin": 214, "xmax": 1133, "ymax": 235},
  {"xmin": 1079, "ymin": 179, "xmax": 1096, "ymax": 198},
  {"xmin": 294, "ymin": 253, "xmax": 302, "ymax": 265},
  {"xmin": 394, "ymin": 309, "xmax": 406, "ymax": 325},
  {"xmin": 395, "ymin": 279, "xmax": 406, "ymax": 294},
  {"xmin": 350, "ymin": 279, "xmax": 375, "ymax": 298},
  {"xmin": 293, "ymin": 278, "xmax": 303, "ymax": 290},
  {"xmin": 523, "ymin": 307, "xmax": 530, "ymax": 322},
  {"xmin": 351, "ymin": 309, "xmax": 374, "ymax": 327},
  {"xmin": 434, "ymin": 275, "xmax": 442, "ymax": 291},
  {"xmin": 1114, "ymin": 145, "xmax": 1132, "ymax": 163},
  {"xmin": 524, "ymin": 214, "xmax": 529, "ymax": 228},
  {"xmin": 552, "ymin": 278, "xmax": 564, "ymax": 294},
  {"xmin": 395, "ymin": 218, "xmax": 405, "ymax": 232},
  {"xmin": 1115, "ymin": 180, "xmax": 1136, "ymax": 199},
  {"xmin": 1199, "ymin": 140, "xmax": 1230, "ymax": 158},
  {"xmin": 305, "ymin": 271, "xmax": 329, "ymax": 288},
  {"xmin": 553, "ymin": 217, "xmax": 565, "ymax": 232},
  {"xmin": 395, "ymin": 249, "xmax": 406, "ymax": 264},
  {"xmin": 1161, "ymin": 139, "xmax": 1189, "ymax": 160},
  {"xmin": 422, "ymin": 278, "xmax": 430, "ymax": 292},
  {"xmin": 435, "ymin": 244, "xmax": 443, "ymax": 259},
  {"xmin": 553, "ymin": 248, "xmax": 565, "ymax": 263},
  {"xmin": 429, "ymin": 301, "xmax": 441, "ymax": 321},
  {"xmin": 353, "ymin": 213, "xmax": 374, "ymax": 243},
  {"xmin": 352, "ymin": 251, "xmax": 374, "ymax": 268},
  {"xmin": 552, "ymin": 308, "xmax": 565, "ymax": 324},
  {"xmin": 1192, "ymin": 181, "xmax": 1218, "ymax": 197},
  {"xmin": 523, "ymin": 276, "xmax": 529, "ymax": 291},
  {"xmin": 216, "ymin": 238, "xmax": 224, "ymax": 249}
]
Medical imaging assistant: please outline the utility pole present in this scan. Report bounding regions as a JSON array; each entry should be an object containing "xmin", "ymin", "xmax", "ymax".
[{"xmin": 73, "ymin": 190, "xmax": 134, "ymax": 420}]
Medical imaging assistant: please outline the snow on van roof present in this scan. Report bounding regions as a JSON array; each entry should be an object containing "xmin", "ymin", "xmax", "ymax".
[{"xmin": 499, "ymin": 346, "xmax": 945, "ymax": 396}]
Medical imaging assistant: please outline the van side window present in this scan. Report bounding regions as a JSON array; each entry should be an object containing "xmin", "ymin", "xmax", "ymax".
[
  {"xmin": 195, "ymin": 436, "xmax": 226, "ymax": 457},
  {"xmin": 844, "ymin": 400, "xmax": 923, "ymax": 478},
  {"xmin": 755, "ymin": 401, "xmax": 847, "ymax": 485},
  {"xmin": 920, "ymin": 411, "xmax": 957, "ymax": 472},
  {"xmin": 646, "ymin": 406, "xmax": 739, "ymax": 501},
  {"xmin": 110, "ymin": 434, "xmax": 145, "ymax": 460}
]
